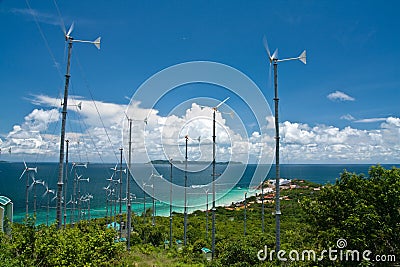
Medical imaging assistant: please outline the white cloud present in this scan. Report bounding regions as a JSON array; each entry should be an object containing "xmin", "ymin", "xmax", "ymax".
[
  {"xmin": 1, "ymin": 95, "xmax": 399, "ymax": 164},
  {"xmin": 280, "ymin": 118, "xmax": 400, "ymax": 163},
  {"xmin": 355, "ymin": 117, "xmax": 387, "ymax": 123},
  {"xmin": 340, "ymin": 114, "xmax": 355, "ymax": 121},
  {"xmin": 327, "ymin": 90, "xmax": 355, "ymax": 101}
]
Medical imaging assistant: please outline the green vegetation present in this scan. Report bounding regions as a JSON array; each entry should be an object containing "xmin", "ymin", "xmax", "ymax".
[{"xmin": 0, "ymin": 165, "xmax": 399, "ymax": 266}]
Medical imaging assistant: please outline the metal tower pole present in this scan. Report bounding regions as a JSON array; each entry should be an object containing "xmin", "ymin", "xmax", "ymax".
[
  {"xmin": 184, "ymin": 136, "xmax": 188, "ymax": 246},
  {"xmin": 119, "ymin": 148, "xmax": 123, "ymax": 240},
  {"xmin": 244, "ymin": 192, "xmax": 247, "ymax": 236},
  {"xmin": 169, "ymin": 159, "xmax": 173, "ymax": 247},
  {"xmin": 205, "ymin": 190, "xmax": 209, "ymax": 239},
  {"xmin": 56, "ymin": 40, "xmax": 72, "ymax": 229},
  {"xmin": 152, "ymin": 177, "xmax": 155, "ymax": 226},
  {"xmin": 64, "ymin": 140, "xmax": 69, "ymax": 228},
  {"xmin": 72, "ymin": 167, "xmax": 77, "ymax": 226},
  {"xmin": 273, "ymin": 60, "xmax": 281, "ymax": 251},
  {"xmin": 127, "ymin": 119, "xmax": 132, "ymax": 251},
  {"xmin": 211, "ymin": 109, "xmax": 216, "ymax": 259},
  {"xmin": 25, "ymin": 173, "xmax": 29, "ymax": 217},
  {"xmin": 261, "ymin": 178, "xmax": 265, "ymax": 233},
  {"xmin": 143, "ymin": 184, "xmax": 146, "ymax": 224}
]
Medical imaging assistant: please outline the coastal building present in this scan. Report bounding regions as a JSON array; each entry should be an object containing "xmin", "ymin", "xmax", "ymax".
[{"xmin": 0, "ymin": 196, "xmax": 13, "ymax": 234}]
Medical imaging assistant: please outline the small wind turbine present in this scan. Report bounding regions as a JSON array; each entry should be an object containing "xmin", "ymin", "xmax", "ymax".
[
  {"xmin": 142, "ymin": 180, "xmax": 147, "ymax": 224},
  {"xmin": 179, "ymin": 134, "xmax": 200, "ymax": 246},
  {"xmin": 263, "ymin": 36, "xmax": 306, "ymax": 252},
  {"xmin": 28, "ymin": 176, "xmax": 45, "ymax": 217},
  {"xmin": 209, "ymin": 97, "xmax": 229, "ymax": 259},
  {"xmin": 77, "ymin": 175, "xmax": 89, "ymax": 222},
  {"xmin": 103, "ymin": 184, "xmax": 113, "ymax": 224},
  {"xmin": 66, "ymin": 195, "xmax": 77, "ymax": 225},
  {"xmin": 56, "ymin": 22, "xmax": 100, "ymax": 229},
  {"xmin": 19, "ymin": 161, "xmax": 37, "ymax": 217},
  {"xmin": 191, "ymin": 184, "xmax": 210, "ymax": 239},
  {"xmin": 43, "ymin": 184, "xmax": 55, "ymax": 226},
  {"xmin": 113, "ymin": 148, "xmax": 126, "ymax": 239},
  {"xmin": 149, "ymin": 171, "xmax": 163, "ymax": 226},
  {"xmin": 70, "ymin": 162, "xmax": 87, "ymax": 226}
]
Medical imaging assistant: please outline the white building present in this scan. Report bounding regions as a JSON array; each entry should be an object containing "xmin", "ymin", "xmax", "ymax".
[{"xmin": 0, "ymin": 196, "xmax": 13, "ymax": 233}]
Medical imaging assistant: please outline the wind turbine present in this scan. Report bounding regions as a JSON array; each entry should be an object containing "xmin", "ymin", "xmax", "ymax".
[
  {"xmin": 149, "ymin": 171, "xmax": 163, "ymax": 226},
  {"xmin": 199, "ymin": 97, "xmax": 230, "ymax": 258},
  {"xmin": 19, "ymin": 161, "xmax": 37, "ymax": 217},
  {"xmin": 121, "ymin": 115, "xmax": 147, "ymax": 249},
  {"xmin": 43, "ymin": 184, "xmax": 55, "ymax": 226},
  {"xmin": 191, "ymin": 184, "xmax": 210, "ymax": 239},
  {"xmin": 28, "ymin": 176, "xmax": 45, "ymax": 217},
  {"xmin": 113, "ymin": 148, "xmax": 126, "ymax": 239},
  {"xmin": 212, "ymin": 97, "xmax": 229, "ymax": 258},
  {"xmin": 70, "ymin": 162, "xmax": 87, "ymax": 226},
  {"xmin": 263, "ymin": 36, "xmax": 306, "ymax": 252},
  {"xmin": 77, "ymin": 175, "xmax": 89, "ymax": 222},
  {"xmin": 66, "ymin": 195, "xmax": 76, "ymax": 225},
  {"xmin": 180, "ymin": 134, "xmax": 200, "ymax": 246},
  {"xmin": 56, "ymin": 22, "xmax": 101, "ymax": 229},
  {"xmin": 103, "ymin": 184, "xmax": 113, "ymax": 224},
  {"xmin": 141, "ymin": 180, "xmax": 148, "ymax": 224}
]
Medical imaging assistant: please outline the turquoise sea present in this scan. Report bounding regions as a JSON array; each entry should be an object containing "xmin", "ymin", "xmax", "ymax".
[{"xmin": 0, "ymin": 162, "xmax": 398, "ymax": 225}]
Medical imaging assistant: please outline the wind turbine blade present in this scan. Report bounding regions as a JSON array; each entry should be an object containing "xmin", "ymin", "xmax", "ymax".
[
  {"xmin": 272, "ymin": 49, "xmax": 278, "ymax": 60},
  {"xmin": 262, "ymin": 35, "xmax": 272, "ymax": 60},
  {"xmin": 24, "ymin": 160, "xmax": 27, "ymax": 169},
  {"xmin": 215, "ymin": 97, "xmax": 230, "ymax": 109},
  {"xmin": 28, "ymin": 182, "xmax": 35, "ymax": 191},
  {"xmin": 93, "ymin": 37, "xmax": 101, "ymax": 50},
  {"xmin": 19, "ymin": 170, "xmax": 26, "ymax": 180},
  {"xmin": 67, "ymin": 21, "xmax": 74, "ymax": 37},
  {"xmin": 299, "ymin": 50, "xmax": 307, "ymax": 64}
]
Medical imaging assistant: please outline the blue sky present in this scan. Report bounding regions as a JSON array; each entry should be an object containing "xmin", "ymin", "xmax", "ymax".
[{"xmin": 0, "ymin": 0, "xmax": 399, "ymax": 164}]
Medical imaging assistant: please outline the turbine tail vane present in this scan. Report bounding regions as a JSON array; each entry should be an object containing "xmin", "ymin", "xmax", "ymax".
[{"xmin": 299, "ymin": 50, "xmax": 307, "ymax": 64}]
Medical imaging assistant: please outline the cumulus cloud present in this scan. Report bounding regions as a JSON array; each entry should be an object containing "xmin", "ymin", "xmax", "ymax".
[
  {"xmin": 280, "ymin": 117, "xmax": 400, "ymax": 163},
  {"xmin": 2, "ymin": 108, "xmax": 60, "ymax": 157},
  {"xmin": 327, "ymin": 90, "xmax": 355, "ymax": 101},
  {"xmin": 1, "ymin": 94, "xmax": 399, "ymax": 164}
]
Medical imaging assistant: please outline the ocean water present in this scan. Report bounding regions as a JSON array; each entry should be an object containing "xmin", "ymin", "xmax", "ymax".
[{"xmin": 0, "ymin": 162, "xmax": 398, "ymax": 224}]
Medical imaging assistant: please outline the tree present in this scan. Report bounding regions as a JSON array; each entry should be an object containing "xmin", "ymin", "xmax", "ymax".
[{"xmin": 302, "ymin": 165, "xmax": 400, "ymax": 263}]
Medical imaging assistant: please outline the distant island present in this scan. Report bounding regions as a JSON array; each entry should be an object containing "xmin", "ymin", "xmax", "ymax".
[{"xmin": 150, "ymin": 160, "xmax": 243, "ymax": 165}]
